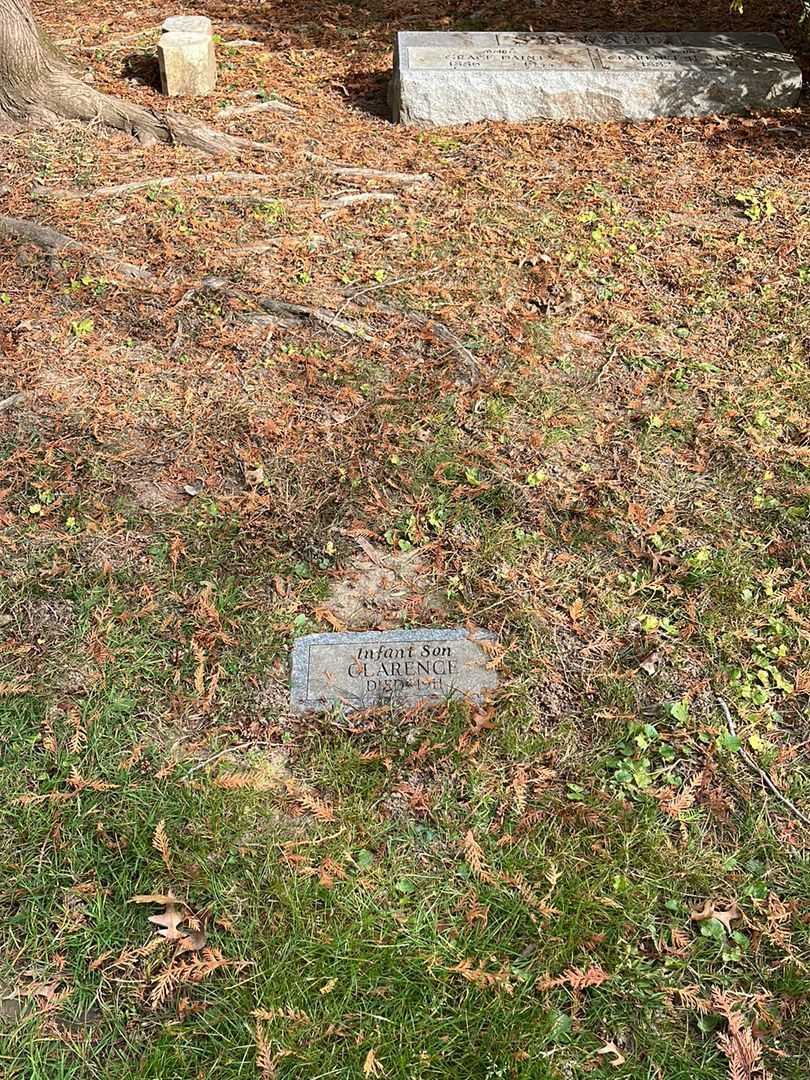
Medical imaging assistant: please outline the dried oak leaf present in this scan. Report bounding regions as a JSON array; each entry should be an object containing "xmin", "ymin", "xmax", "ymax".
[
  {"xmin": 131, "ymin": 892, "xmax": 203, "ymax": 947},
  {"xmin": 597, "ymin": 1042, "xmax": 626, "ymax": 1067},
  {"xmin": 148, "ymin": 901, "xmax": 186, "ymax": 942},
  {"xmin": 690, "ymin": 899, "xmax": 742, "ymax": 935},
  {"xmin": 176, "ymin": 928, "xmax": 208, "ymax": 954}
]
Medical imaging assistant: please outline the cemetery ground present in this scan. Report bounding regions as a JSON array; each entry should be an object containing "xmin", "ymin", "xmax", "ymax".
[{"xmin": 1, "ymin": 0, "xmax": 809, "ymax": 1076}]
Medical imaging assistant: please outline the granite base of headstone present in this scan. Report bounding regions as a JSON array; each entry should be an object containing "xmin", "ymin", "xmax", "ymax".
[
  {"xmin": 158, "ymin": 15, "xmax": 217, "ymax": 97},
  {"xmin": 389, "ymin": 31, "xmax": 801, "ymax": 125},
  {"xmin": 290, "ymin": 628, "xmax": 498, "ymax": 714}
]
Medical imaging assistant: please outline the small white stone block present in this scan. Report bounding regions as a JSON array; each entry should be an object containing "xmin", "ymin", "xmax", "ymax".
[
  {"xmin": 158, "ymin": 30, "xmax": 217, "ymax": 97},
  {"xmin": 161, "ymin": 15, "xmax": 212, "ymax": 36}
]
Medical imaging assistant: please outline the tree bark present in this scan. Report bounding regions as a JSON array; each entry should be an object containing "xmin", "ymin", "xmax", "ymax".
[{"xmin": 0, "ymin": 0, "xmax": 240, "ymax": 153}]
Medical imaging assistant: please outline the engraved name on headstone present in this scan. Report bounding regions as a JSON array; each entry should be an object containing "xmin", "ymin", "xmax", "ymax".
[
  {"xmin": 389, "ymin": 31, "xmax": 801, "ymax": 125},
  {"xmin": 290, "ymin": 628, "xmax": 498, "ymax": 714}
]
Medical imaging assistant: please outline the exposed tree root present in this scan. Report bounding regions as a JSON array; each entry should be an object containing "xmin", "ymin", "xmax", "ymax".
[
  {"xmin": 33, "ymin": 171, "xmax": 273, "ymax": 201},
  {"xmin": 0, "ymin": 214, "xmax": 154, "ymax": 280},
  {"xmin": 199, "ymin": 278, "xmax": 376, "ymax": 340},
  {"xmin": 0, "ymin": 0, "xmax": 256, "ymax": 154},
  {"xmin": 0, "ymin": 70, "xmax": 247, "ymax": 153},
  {"xmin": 0, "ymin": 391, "xmax": 28, "ymax": 413},
  {"xmin": 330, "ymin": 165, "xmax": 432, "ymax": 186},
  {"xmin": 0, "ymin": 218, "xmax": 479, "ymax": 383}
]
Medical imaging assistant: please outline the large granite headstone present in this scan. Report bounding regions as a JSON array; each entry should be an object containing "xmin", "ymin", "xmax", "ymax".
[
  {"xmin": 290, "ymin": 628, "xmax": 498, "ymax": 713},
  {"xmin": 389, "ymin": 31, "xmax": 802, "ymax": 125}
]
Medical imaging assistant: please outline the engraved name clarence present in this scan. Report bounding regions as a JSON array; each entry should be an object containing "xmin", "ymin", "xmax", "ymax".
[{"xmin": 344, "ymin": 640, "xmax": 457, "ymax": 695}]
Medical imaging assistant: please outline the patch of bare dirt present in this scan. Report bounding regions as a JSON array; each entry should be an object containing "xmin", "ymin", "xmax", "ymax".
[
  {"xmin": 326, "ymin": 538, "xmax": 446, "ymax": 629},
  {"xmin": 128, "ymin": 478, "xmax": 186, "ymax": 511}
]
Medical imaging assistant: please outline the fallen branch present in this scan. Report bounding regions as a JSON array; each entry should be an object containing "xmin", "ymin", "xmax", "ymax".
[
  {"xmin": 320, "ymin": 192, "xmax": 397, "ymax": 218},
  {"xmin": 216, "ymin": 100, "xmax": 299, "ymax": 121},
  {"xmin": 33, "ymin": 171, "xmax": 274, "ymax": 201},
  {"xmin": 718, "ymin": 697, "xmax": 810, "ymax": 830},
  {"xmin": 0, "ymin": 391, "xmax": 28, "ymax": 414},
  {"xmin": 0, "ymin": 215, "xmax": 153, "ymax": 281},
  {"xmin": 305, "ymin": 152, "xmax": 431, "ymax": 186}
]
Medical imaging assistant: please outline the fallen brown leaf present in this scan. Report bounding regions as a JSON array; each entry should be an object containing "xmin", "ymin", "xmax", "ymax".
[
  {"xmin": 176, "ymin": 928, "xmax": 208, "ymax": 954},
  {"xmin": 148, "ymin": 901, "xmax": 186, "ymax": 942},
  {"xmin": 690, "ymin": 899, "xmax": 742, "ymax": 935},
  {"xmin": 597, "ymin": 1041, "xmax": 626, "ymax": 1067},
  {"xmin": 132, "ymin": 891, "xmax": 203, "ymax": 947}
]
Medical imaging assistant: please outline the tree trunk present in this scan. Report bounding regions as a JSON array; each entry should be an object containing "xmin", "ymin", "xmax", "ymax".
[{"xmin": 0, "ymin": 0, "xmax": 240, "ymax": 153}]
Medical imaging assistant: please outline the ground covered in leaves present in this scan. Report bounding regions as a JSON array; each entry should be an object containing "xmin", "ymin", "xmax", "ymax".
[{"xmin": 1, "ymin": 0, "xmax": 809, "ymax": 1076}]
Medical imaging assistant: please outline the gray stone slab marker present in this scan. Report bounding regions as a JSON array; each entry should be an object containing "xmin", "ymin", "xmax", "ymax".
[
  {"xmin": 290, "ymin": 627, "xmax": 498, "ymax": 714},
  {"xmin": 389, "ymin": 31, "xmax": 802, "ymax": 125}
]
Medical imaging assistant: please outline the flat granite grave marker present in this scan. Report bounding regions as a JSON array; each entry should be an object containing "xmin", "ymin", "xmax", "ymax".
[
  {"xmin": 389, "ymin": 31, "xmax": 802, "ymax": 125},
  {"xmin": 290, "ymin": 628, "xmax": 498, "ymax": 714}
]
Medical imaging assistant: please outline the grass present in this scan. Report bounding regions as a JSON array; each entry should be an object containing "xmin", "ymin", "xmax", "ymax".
[
  {"xmin": 0, "ymin": 701, "xmax": 769, "ymax": 1078},
  {"xmin": 6, "ymin": 458, "xmax": 807, "ymax": 1079},
  {"xmin": 1, "ymin": 516, "xmax": 809, "ymax": 1077},
  {"xmin": 2, "ymin": 0, "xmax": 810, "ymax": 1073}
]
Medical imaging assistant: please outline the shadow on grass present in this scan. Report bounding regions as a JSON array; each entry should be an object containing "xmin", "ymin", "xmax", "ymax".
[{"xmin": 203, "ymin": 0, "xmax": 807, "ymax": 134}]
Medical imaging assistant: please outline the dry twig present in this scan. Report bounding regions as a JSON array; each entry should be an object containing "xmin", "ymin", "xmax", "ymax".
[{"xmin": 718, "ymin": 697, "xmax": 810, "ymax": 831}]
